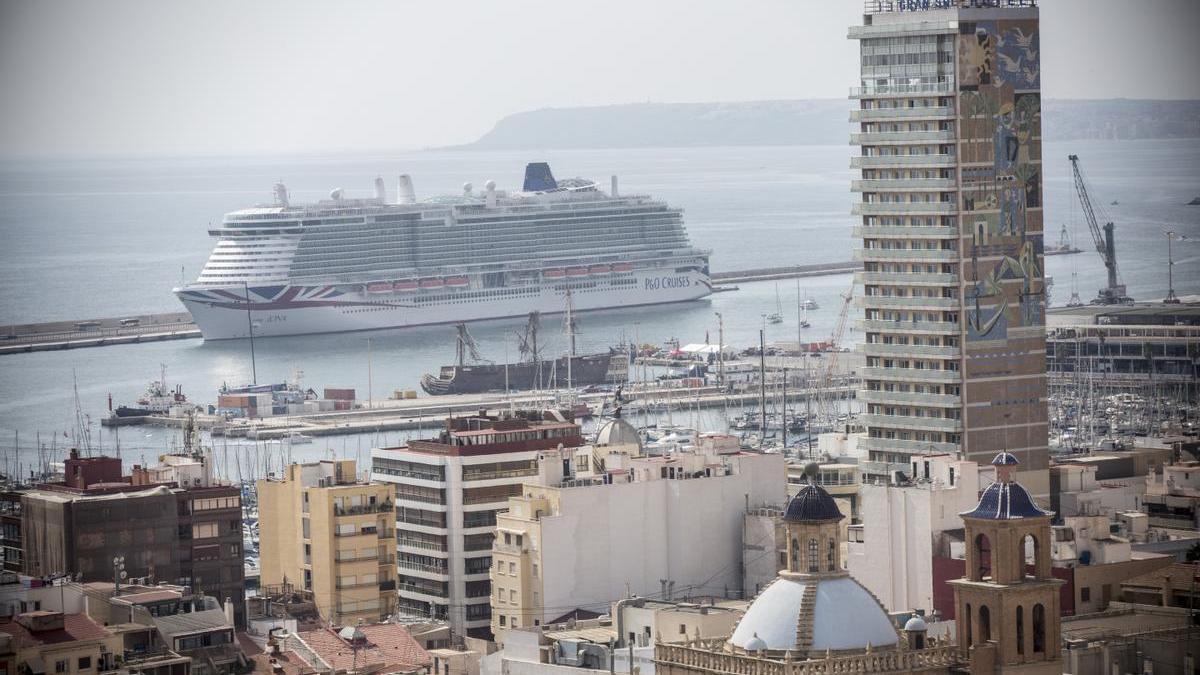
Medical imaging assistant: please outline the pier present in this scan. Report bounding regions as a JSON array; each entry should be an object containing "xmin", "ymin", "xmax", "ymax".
[{"xmin": 0, "ymin": 261, "xmax": 858, "ymax": 355}]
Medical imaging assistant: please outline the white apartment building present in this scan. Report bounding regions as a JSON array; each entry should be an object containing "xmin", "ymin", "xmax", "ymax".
[
  {"xmin": 490, "ymin": 430, "xmax": 786, "ymax": 637},
  {"xmin": 846, "ymin": 453, "xmax": 980, "ymax": 614},
  {"xmin": 372, "ymin": 411, "xmax": 586, "ymax": 639}
]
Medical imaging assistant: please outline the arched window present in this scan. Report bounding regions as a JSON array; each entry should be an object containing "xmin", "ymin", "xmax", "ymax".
[
  {"xmin": 965, "ymin": 603, "xmax": 972, "ymax": 647},
  {"xmin": 790, "ymin": 538, "xmax": 799, "ymax": 572},
  {"xmin": 827, "ymin": 538, "xmax": 836, "ymax": 571},
  {"xmin": 1033, "ymin": 604, "xmax": 1045, "ymax": 653},
  {"xmin": 808, "ymin": 538, "xmax": 819, "ymax": 573},
  {"xmin": 1020, "ymin": 534, "xmax": 1037, "ymax": 579},
  {"xmin": 1016, "ymin": 605, "xmax": 1025, "ymax": 655},
  {"xmin": 973, "ymin": 533, "xmax": 992, "ymax": 580},
  {"xmin": 978, "ymin": 605, "xmax": 991, "ymax": 643}
]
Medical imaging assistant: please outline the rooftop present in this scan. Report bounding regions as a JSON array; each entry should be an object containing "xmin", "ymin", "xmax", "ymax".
[
  {"xmin": 295, "ymin": 624, "xmax": 431, "ymax": 674},
  {"xmin": 0, "ymin": 613, "xmax": 109, "ymax": 647}
]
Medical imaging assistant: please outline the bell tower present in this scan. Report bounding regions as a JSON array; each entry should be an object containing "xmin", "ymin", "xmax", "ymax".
[
  {"xmin": 781, "ymin": 464, "xmax": 844, "ymax": 578},
  {"xmin": 949, "ymin": 452, "xmax": 1063, "ymax": 674}
]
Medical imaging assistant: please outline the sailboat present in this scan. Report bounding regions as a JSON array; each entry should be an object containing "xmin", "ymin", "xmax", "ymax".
[
  {"xmin": 767, "ymin": 283, "xmax": 783, "ymax": 324},
  {"xmin": 798, "ymin": 281, "xmax": 811, "ymax": 329}
]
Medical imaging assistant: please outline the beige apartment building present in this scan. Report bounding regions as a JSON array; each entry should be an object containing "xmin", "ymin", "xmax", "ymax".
[
  {"xmin": 258, "ymin": 460, "xmax": 397, "ymax": 625},
  {"xmin": 850, "ymin": 0, "xmax": 1049, "ymax": 497}
]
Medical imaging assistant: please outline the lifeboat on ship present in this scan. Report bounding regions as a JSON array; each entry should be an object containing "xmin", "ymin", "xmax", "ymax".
[
  {"xmin": 588, "ymin": 264, "xmax": 611, "ymax": 275},
  {"xmin": 612, "ymin": 262, "xmax": 634, "ymax": 273},
  {"xmin": 565, "ymin": 267, "xmax": 588, "ymax": 278},
  {"xmin": 366, "ymin": 282, "xmax": 393, "ymax": 294},
  {"xmin": 419, "ymin": 278, "xmax": 445, "ymax": 290},
  {"xmin": 445, "ymin": 276, "xmax": 469, "ymax": 289},
  {"xmin": 543, "ymin": 269, "xmax": 566, "ymax": 280},
  {"xmin": 393, "ymin": 279, "xmax": 419, "ymax": 292}
]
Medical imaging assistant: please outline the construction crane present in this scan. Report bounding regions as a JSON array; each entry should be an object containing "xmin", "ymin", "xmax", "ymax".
[
  {"xmin": 1068, "ymin": 154, "xmax": 1133, "ymax": 305},
  {"xmin": 814, "ymin": 279, "xmax": 855, "ymax": 420}
]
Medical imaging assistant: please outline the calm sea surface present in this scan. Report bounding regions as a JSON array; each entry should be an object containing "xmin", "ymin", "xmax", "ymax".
[{"xmin": 0, "ymin": 140, "xmax": 1197, "ymax": 471}]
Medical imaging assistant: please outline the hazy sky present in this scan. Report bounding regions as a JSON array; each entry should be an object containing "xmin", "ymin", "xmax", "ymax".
[{"xmin": 1, "ymin": 0, "xmax": 1197, "ymax": 157}]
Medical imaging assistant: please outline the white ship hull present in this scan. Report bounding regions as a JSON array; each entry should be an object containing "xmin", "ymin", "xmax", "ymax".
[{"xmin": 177, "ymin": 270, "xmax": 711, "ymax": 340}]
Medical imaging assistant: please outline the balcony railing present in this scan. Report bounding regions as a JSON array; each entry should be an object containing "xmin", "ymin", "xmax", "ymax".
[
  {"xmin": 335, "ymin": 552, "xmax": 379, "ymax": 563},
  {"xmin": 861, "ymin": 366, "xmax": 962, "ymax": 383},
  {"xmin": 397, "ymin": 560, "xmax": 449, "ymax": 575},
  {"xmin": 860, "ymin": 436, "xmax": 960, "ymax": 455},
  {"xmin": 858, "ymin": 295, "xmax": 959, "ymax": 310},
  {"xmin": 860, "ymin": 413, "xmax": 963, "ymax": 433},
  {"xmin": 852, "ymin": 154, "xmax": 957, "ymax": 168},
  {"xmin": 856, "ymin": 248, "xmax": 959, "ymax": 263},
  {"xmin": 398, "ymin": 538, "xmax": 448, "ymax": 552},
  {"xmin": 851, "ymin": 130, "xmax": 955, "ymax": 145},
  {"xmin": 850, "ymin": 81, "xmax": 954, "ymax": 97},
  {"xmin": 850, "ymin": 106, "xmax": 954, "ymax": 122},
  {"xmin": 860, "ymin": 388, "xmax": 961, "ymax": 407},
  {"xmin": 334, "ymin": 501, "xmax": 394, "ymax": 517},
  {"xmin": 852, "ymin": 225, "xmax": 957, "ymax": 238},
  {"xmin": 853, "ymin": 202, "xmax": 955, "ymax": 215},
  {"xmin": 856, "ymin": 272, "xmax": 957, "ymax": 286},
  {"xmin": 852, "ymin": 179, "xmax": 956, "ymax": 192},
  {"xmin": 860, "ymin": 319, "xmax": 960, "ymax": 334},
  {"xmin": 861, "ymin": 342, "xmax": 961, "ymax": 358},
  {"xmin": 462, "ymin": 467, "xmax": 539, "ymax": 482}
]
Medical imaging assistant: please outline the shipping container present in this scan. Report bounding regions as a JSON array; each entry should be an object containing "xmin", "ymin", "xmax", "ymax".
[{"xmin": 324, "ymin": 387, "xmax": 356, "ymax": 401}]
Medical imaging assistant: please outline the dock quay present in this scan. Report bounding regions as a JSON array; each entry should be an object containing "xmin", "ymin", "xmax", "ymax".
[
  {"xmin": 710, "ymin": 260, "xmax": 859, "ymax": 284},
  {"xmin": 1, "ymin": 312, "xmax": 199, "ymax": 355},
  {"xmin": 2, "ymin": 262, "xmax": 859, "ymax": 356},
  {"xmin": 132, "ymin": 379, "xmax": 859, "ymax": 441}
]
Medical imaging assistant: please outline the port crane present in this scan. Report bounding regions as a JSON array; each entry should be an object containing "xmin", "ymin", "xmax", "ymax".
[{"xmin": 1069, "ymin": 154, "xmax": 1134, "ymax": 304}]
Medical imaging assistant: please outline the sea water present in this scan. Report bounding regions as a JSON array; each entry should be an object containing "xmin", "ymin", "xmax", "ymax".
[{"xmin": 0, "ymin": 140, "xmax": 1197, "ymax": 471}]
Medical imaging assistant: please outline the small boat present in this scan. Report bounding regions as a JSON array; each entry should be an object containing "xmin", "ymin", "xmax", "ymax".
[
  {"xmin": 566, "ymin": 267, "xmax": 588, "ymax": 277},
  {"xmin": 419, "ymin": 278, "xmax": 445, "ymax": 289},
  {"xmin": 366, "ymin": 282, "xmax": 392, "ymax": 294},
  {"xmin": 393, "ymin": 279, "xmax": 419, "ymax": 292},
  {"xmin": 1110, "ymin": 200, "xmax": 1119, "ymax": 206},
  {"xmin": 612, "ymin": 262, "xmax": 633, "ymax": 273},
  {"xmin": 445, "ymin": 276, "xmax": 469, "ymax": 288},
  {"xmin": 544, "ymin": 269, "xmax": 566, "ymax": 279},
  {"xmin": 589, "ymin": 264, "xmax": 611, "ymax": 275},
  {"xmin": 766, "ymin": 313, "xmax": 783, "ymax": 324}
]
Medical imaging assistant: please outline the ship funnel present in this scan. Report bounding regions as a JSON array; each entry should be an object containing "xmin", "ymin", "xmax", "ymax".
[
  {"xmin": 462, "ymin": 182, "xmax": 473, "ymax": 198},
  {"xmin": 397, "ymin": 175, "xmax": 416, "ymax": 204},
  {"xmin": 272, "ymin": 182, "xmax": 289, "ymax": 207},
  {"xmin": 373, "ymin": 176, "xmax": 386, "ymax": 202},
  {"xmin": 485, "ymin": 180, "xmax": 497, "ymax": 208},
  {"xmin": 610, "ymin": 175, "xmax": 619, "ymax": 197}
]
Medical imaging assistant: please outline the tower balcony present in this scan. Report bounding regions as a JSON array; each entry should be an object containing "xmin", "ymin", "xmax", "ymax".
[
  {"xmin": 853, "ymin": 202, "xmax": 956, "ymax": 216},
  {"xmin": 860, "ymin": 413, "xmax": 963, "ymax": 434},
  {"xmin": 857, "ymin": 295, "xmax": 960, "ymax": 311},
  {"xmin": 850, "ymin": 106, "xmax": 954, "ymax": 122},
  {"xmin": 856, "ymin": 272, "xmax": 958, "ymax": 286},
  {"xmin": 852, "ymin": 225, "xmax": 957, "ymax": 238},
  {"xmin": 852, "ymin": 178, "xmax": 956, "ymax": 192},
  {"xmin": 861, "ymin": 366, "xmax": 962, "ymax": 384},
  {"xmin": 855, "ymin": 248, "xmax": 960, "ymax": 263},
  {"xmin": 851, "ymin": 130, "xmax": 956, "ymax": 145},
  {"xmin": 860, "ymin": 341, "xmax": 961, "ymax": 359},
  {"xmin": 859, "ymin": 388, "xmax": 962, "ymax": 407},
  {"xmin": 859, "ymin": 319, "xmax": 961, "ymax": 335},
  {"xmin": 852, "ymin": 155, "xmax": 958, "ymax": 169}
]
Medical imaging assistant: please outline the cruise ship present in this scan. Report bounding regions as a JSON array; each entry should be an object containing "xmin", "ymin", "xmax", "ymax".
[{"xmin": 175, "ymin": 163, "xmax": 712, "ymax": 340}]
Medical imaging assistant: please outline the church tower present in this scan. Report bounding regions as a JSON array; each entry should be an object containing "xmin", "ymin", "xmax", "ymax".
[{"xmin": 949, "ymin": 452, "xmax": 1063, "ymax": 673}]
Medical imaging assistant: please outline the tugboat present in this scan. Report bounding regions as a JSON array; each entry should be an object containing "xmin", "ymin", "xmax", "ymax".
[{"xmin": 102, "ymin": 365, "xmax": 190, "ymax": 426}]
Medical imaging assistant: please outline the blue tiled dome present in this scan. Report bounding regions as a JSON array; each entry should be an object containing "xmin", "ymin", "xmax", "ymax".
[
  {"xmin": 991, "ymin": 451, "xmax": 1020, "ymax": 466},
  {"xmin": 961, "ymin": 481, "xmax": 1052, "ymax": 520},
  {"xmin": 784, "ymin": 483, "xmax": 844, "ymax": 523}
]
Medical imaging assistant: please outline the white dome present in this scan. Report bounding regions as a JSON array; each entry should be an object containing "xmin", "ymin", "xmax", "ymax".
[
  {"xmin": 595, "ymin": 418, "xmax": 642, "ymax": 450},
  {"xmin": 904, "ymin": 615, "xmax": 927, "ymax": 631},
  {"xmin": 730, "ymin": 577, "xmax": 898, "ymax": 653},
  {"xmin": 744, "ymin": 633, "xmax": 767, "ymax": 652}
]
